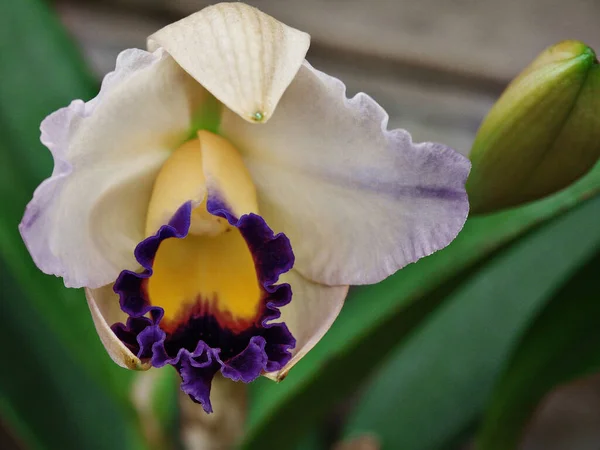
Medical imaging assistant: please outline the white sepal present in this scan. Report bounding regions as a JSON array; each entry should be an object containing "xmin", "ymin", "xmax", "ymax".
[
  {"xmin": 264, "ymin": 270, "xmax": 348, "ymax": 381},
  {"xmin": 148, "ymin": 2, "xmax": 310, "ymax": 123},
  {"xmin": 86, "ymin": 285, "xmax": 151, "ymax": 371}
]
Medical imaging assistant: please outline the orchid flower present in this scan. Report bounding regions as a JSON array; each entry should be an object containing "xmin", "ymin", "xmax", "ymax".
[{"xmin": 20, "ymin": 3, "xmax": 470, "ymax": 413}]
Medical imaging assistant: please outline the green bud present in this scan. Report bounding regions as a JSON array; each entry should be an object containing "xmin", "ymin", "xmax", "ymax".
[{"xmin": 467, "ymin": 40, "xmax": 600, "ymax": 213}]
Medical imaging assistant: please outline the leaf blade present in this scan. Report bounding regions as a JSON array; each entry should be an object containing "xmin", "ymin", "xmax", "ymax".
[
  {"xmin": 244, "ymin": 163, "xmax": 600, "ymax": 449},
  {"xmin": 476, "ymin": 252, "xmax": 600, "ymax": 450},
  {"xmin": 342, "ymin": 193, "xmax": 600, "ymax": 449},
  {"xmin": 0, "ymin": 0, "xmax": 147, "ymax": 448}
]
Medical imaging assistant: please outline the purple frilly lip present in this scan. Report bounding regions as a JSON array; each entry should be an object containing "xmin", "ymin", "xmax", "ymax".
[{"xmin": 111, "ymin": 200, "xmax": 296, "ymax": 413}]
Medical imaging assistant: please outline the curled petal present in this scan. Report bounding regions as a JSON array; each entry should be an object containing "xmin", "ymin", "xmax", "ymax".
[
  {"xmin": 264, "ymin": 270, "xmax": 348, "ymax": 381},
  {"xmin": 20, "ymin": 48, "xmax": 210, "ymax": 288},
  {"xmin": 113, "ymin": 202, "xmax": 295, "ymax": 412},
  {"xmin": 221, "ymin": 61, "xmax": 471, "ymax": 286},
  {"xmin": 85, "ymin": 285, "xmax": 150, "ymax": 370},
  {"xmin": 148, "ymin": 2, "xmax": 310, "ymax": 123}
]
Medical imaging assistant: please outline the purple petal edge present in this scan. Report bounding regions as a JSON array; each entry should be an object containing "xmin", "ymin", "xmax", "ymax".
[{"xmin": 111, "ymin": 201, "xmax": 295, "ymax": 413}]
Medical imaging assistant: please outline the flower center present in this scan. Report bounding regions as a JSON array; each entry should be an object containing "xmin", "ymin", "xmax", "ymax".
[
  {"xmin": 143, "ymin": 131, "xmax": 263, "ymax": 333},
  {"xmin": 112, "ymin": 130, "xmax": 295, "ymax": 413}
]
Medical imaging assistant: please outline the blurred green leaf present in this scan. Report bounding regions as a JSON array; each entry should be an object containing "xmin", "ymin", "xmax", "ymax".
[
  {"xmin": 0, "ymin": 0, "xmax": 96, "ymax": 183},
  {"xmin": 151, "ymin": 370, "xmax": 181, "ymax": 445},
  {"xmin": 0, "ymin": 0, "xmax": 146, "ymax": 448},
  {"xmin": 0, "ymin": 0, "xmax": 132, "ymax": 389},
  {"xmin": 243, "ymin": 162, "xmax": 600, "ymax": 450},
  {"xmin": 0, "ymin": 411, "xmax": 27, "ymax": 450},
  {"xmin": 342, "ymin": 193, "xmax": 600, "ymax": 449},
  {"xmin": 0, "ymin": 269, "xmax": 146, "ymax": 450},
  {"xmin": 476, "ymin": 252, "xmax": 600, "ymax": 450},
  {"xmin": 130, "ymin": 369, "xmax": 182, "ymax": 450},
  {"xmin": 292, "ymin": 430, "xmax": 327, "ymax": 450}
]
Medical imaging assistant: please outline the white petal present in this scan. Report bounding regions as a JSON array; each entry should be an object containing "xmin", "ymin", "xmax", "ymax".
[
  {"xmin": 264, "ymin": 270, "xmax": 348, "ymax": 381},
  {"xmin": 147, "ymin": 2, "xmax": 310, "ymax": 123},
  {"xmin": 85, "ymin": 285, "xmax": 151, "ymax": 370},
  {"xmin": 20, "ymin": 48, "xmax": 210, "ymax": 288},
  {"xmin": 221, "ymin": 61, "xmax": 470, "ymax": 286}
]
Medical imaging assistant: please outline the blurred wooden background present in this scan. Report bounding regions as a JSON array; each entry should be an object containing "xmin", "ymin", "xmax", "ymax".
[
  {"xmin": 53, "ymin": 0, "xmax": 600, "ymax": 157},
  {"xmin": 52, "ymin": 1, "xmax": 600, "ymax": 448},
  {"xmin": 54, "ymin": 0, "xmax": 600, "ymax": 156}
]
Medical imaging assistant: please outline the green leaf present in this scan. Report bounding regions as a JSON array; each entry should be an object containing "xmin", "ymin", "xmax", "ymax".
[
  {"xmin": 0, "ymin": 0, "xmax": 96, "ymax": 183},
  {"xmin": 0, "ymin": 0, "xmax": 131, "ymax": 390},
  {"xmin": 0, "ymin": 269, "xmax": 145, "ymax": 450},
  {"xmin": 476, "ymin": 252, "xmax": 600, "ymax": 450},
  {"xmin": 342, "ymin": 192, "xmax": 600, "ymax": 450},
  {"xmin": 292, "ymin": 430, "xmax": 327, "ymax": 450},
  {"xmin": 243, "ymin": 162, "xmax": 600, "ymax": 450},
  {"xmin": 0, "ymin": 0, "xmax": 146, "ymax": 448},
  {"xmin": 132, "ymin": 369, "xmax": 182, "ymax": 450}
]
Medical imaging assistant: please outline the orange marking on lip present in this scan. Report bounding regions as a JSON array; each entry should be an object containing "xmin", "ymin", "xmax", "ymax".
[
  {"xmin": 145, "ymin": 222, "xmax": 264, "ymax": 329},
  {"xmin": 159, "ymin": 293, "xmax": 266, "ymax": 335}
]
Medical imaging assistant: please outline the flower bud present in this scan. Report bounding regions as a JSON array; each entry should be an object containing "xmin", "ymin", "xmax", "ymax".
[{"xmin": 467, "ymin": 40, "xmax": 600, "ymax": 213}]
